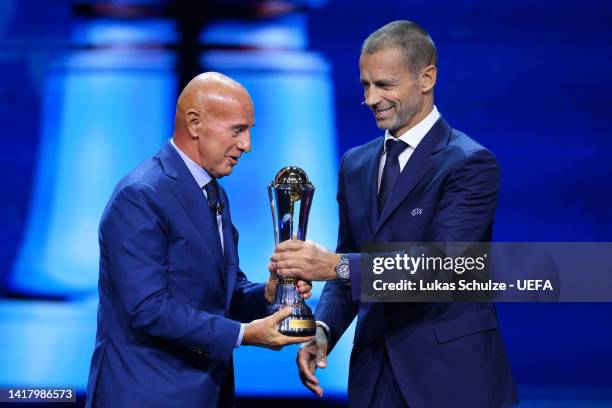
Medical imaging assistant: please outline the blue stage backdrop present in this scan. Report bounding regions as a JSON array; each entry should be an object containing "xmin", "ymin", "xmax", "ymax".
[{"xmin": 1, "ymin": 0, "xmax": 612, "ymax": 405}]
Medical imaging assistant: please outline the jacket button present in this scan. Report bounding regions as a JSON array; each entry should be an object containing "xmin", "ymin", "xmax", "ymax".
[{"xmin": 192, "ymin": 346, "xmax": 208, "ymax": 358}]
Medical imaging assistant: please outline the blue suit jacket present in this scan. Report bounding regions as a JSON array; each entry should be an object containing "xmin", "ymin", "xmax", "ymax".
[
  {"xmin": 86, "ymin": 141, "xmax": 268, "ymax": 407},
  {"xmin": 316, "ymin": 118, "xmax": 518, "ymax": 408}
]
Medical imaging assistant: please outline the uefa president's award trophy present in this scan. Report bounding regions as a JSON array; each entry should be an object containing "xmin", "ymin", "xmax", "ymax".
[{"xmin": 268, "ymin": 166, "xmax": 317, "ymax": 336}]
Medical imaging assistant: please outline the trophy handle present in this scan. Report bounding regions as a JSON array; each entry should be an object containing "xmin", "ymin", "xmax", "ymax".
[{"xmin": 267, "ymin": 183, "xmax": 279, "ymax": 245}]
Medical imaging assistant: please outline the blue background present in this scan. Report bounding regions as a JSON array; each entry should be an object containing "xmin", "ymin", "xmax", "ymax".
[{"xmin": 1, "ymin": 0, "xmax": 611, "ymax": 405}]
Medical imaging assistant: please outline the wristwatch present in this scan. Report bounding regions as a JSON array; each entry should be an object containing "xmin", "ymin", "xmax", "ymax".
[{"xmin": 335, "ymin": 254, "xmax": 350, "ymax": 282}]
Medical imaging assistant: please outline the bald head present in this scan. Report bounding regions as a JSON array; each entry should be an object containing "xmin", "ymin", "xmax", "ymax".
[
  {"xmin": 173, "ymin": 72, "xmax": 255, "ymax": 178},
  {"xmin": 176, "ymin": 72, "xmax": 249, "ymax": 117}
]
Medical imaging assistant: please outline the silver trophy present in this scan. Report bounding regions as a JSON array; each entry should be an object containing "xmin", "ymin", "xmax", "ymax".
[{"xmin": 268, "ymin": 166, "xmax": 316, "ymax": 336}]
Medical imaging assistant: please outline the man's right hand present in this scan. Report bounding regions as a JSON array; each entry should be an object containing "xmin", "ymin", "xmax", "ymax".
[
  {"xmin": 242, "ymin": 307, "xmax": 313, "ymax": 350},
  {"xmin": 296, "ymin": 325, "xmax": 329, "ymax": 397},
  {"xmin": 271, "ymin": 239, "xmax": 340, "ymax": 282}
]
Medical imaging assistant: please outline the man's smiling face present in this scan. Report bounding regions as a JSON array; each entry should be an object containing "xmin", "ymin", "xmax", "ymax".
[
  {"xmin": 197, "ymin": 91, "xmax": 254, "ymax": 178},
  {"xmin": 359, "ymin": 47, "xmax": 426, "ymax": 137}
]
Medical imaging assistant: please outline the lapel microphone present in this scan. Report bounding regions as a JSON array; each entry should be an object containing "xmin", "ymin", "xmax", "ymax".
[
  {"xmin": 204, "ymin": 179, "xmax": 224, "ymax": 216},
  {"xmin": 213, "ymin": 202, "xmax": 225, "ymax": 215}
]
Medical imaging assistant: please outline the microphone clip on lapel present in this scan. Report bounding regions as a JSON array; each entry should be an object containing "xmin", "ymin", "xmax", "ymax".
[{"xmin": 213, "ymin": 202, "xmax": 224, "ymax": 215}]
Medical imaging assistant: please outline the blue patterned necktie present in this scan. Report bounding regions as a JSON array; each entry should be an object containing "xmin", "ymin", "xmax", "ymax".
[
  {"xmin": 203, "ymin": 178, "xmax": 223, "ymax": 215},
  {"xmin": 378, "ymin": 139, "xmax": 408, "ymax": 216},
  {"xmin": 203, "ymin": 179, "xmax": 224, "ymax": 253}
]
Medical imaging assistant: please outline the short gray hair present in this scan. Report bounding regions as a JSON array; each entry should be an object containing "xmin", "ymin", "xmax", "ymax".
[{"xmin": 361, "ymin": 20, "xmax": 438, "ymax": 74}]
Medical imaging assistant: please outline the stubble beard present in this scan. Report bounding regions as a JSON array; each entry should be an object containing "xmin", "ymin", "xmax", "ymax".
[{"xmin": 376, "ymin": 104, "xmax": 418, "ymax": 135}]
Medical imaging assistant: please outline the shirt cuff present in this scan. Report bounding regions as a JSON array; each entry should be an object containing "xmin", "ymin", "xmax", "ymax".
[
  {"xmin": 316, "ymin": 320, "xmax": 331, "ymax": 343},
  {"xmin": 236, "ymin": 323, "xmax": 246, "ymax": 347}
]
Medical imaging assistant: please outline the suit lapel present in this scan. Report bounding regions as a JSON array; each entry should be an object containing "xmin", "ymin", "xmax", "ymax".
[
  {"xmin": 156, "ymin": 141, "xmax": 224, "ymax": 271},
  {"xmin": 365, "ymin": 139, "xmax": 384, "ymax": 236},
  {"xmin": 375, "ymin": 118, "xmax": 451, "ymax": 233},
  {"xmin": 219, "ymin": 190, "xmax": 237, "ymax": 308}
]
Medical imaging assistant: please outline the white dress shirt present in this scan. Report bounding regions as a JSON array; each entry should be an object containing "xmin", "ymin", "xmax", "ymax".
[{"xmin": 377, "ymin": 105, "xmax": 441, "ymax": 191}]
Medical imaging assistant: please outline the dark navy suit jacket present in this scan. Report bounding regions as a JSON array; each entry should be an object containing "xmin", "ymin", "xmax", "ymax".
[
  {"xmin": 316, "ymin": 118, "xmax": 518, "ymax": 407},
  {"xmin": 86, "ymin": 141, "xmax": 268, "ymax": 407}
]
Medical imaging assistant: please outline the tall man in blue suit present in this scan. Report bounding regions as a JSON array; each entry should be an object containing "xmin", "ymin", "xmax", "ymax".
[
  {"xmin": 272, "ymin": 21, "xmax": 518, "ymax": 407},
  {"xmin": 86, "ymin": 72, "xmax": 312, "ymax": 408}
]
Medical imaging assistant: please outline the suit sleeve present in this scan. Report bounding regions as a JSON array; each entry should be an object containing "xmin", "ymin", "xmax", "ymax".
[
  {"xmin": 315, "ymin": 154, "xmax": 360, "ymax": 350},
  {"xmin": 101, "ymin": 182, "xmax": 240, "ymax": 363}
]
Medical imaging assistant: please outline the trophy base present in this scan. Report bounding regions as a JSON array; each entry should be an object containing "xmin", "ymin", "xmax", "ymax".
[
  {"xmin": 270, "ymin": 277, "xmax": 316, "ymax": 337},
  {"xmin": 270, "ymin": 303, "xmax": 316, "ymax": 337}
]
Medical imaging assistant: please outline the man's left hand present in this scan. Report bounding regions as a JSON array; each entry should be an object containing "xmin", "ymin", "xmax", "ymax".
[
  {"xmin": 265, "ymin": 261, "xmax": 312, "ymax": 304},
  {"xmin": 271, "ymin": 240, "xmax": 340, "ymax": 282},
  {"xmin": 297, "ymin": 325, "xmax": 329, "ymax": 397}
]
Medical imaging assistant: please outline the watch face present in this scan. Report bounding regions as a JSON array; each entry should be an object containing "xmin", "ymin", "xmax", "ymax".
[{"xmin": 337, "ymin": 257, "xmax": 350, "ymax": 280}]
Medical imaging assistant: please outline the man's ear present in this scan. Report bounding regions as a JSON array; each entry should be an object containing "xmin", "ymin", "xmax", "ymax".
[
  {"xmin": 185, "ymin": 109, "xmax": 201, "ymax": 138},
  {"xmin": 420, "ymin": 65, "xmax": 437, "ymax": 93}
]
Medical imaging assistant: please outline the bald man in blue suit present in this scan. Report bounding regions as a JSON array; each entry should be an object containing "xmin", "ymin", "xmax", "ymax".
[
  {"xmin": 273, "ymin": 21, "xmax": 517, "ymax": 407},
  {"xmin": 86, "ymin": 73, "xmax": 312, "ymax": 408}
]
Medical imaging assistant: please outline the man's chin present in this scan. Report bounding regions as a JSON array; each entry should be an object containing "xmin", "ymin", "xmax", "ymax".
[
  {"xmin": 375, "ymin": 119, "xmax": 395, "ymax": 131},
  {"xmin": 219, "ymin": 166, "xmax": 234, "ymax": 178}
]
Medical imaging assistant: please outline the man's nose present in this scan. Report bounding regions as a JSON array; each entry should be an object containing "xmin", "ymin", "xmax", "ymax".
[
  {"xmin": 364, "ymin": 88, "xmax": 382, "ymax": 107},
  {"xmin": 237, "ymin": 130, "xmax": 251, "ymax": 153}
]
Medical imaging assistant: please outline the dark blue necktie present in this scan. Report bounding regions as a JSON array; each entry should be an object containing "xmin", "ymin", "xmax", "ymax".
[
  {"xmin": 203, "ymin": 179, "xmax": 224, "ymax": 253},
  {"xmin": 203, "ymin": 178, "xmax": 223, "ymax": 215},
  {"xmin": 378, "ymin": 139, "xmax": 408, "ymax": 216}
]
